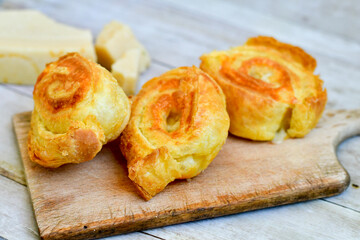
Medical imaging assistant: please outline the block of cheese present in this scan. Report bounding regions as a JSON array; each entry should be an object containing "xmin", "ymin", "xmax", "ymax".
[
  {"xmin": 96, "ymin": 21, "xmax": 150, "ymax": 72},
  {"xmin": 0, "ymin": 10, "xmax": 96, "ymax": 85},
  {"xmin": 111, "ymin": 49, "xmax": 141, "ymax": 96}
]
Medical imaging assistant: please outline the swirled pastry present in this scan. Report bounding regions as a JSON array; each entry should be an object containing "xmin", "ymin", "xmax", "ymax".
[
  {"xmin": 28, "ymin": 53, "xmax": 130, "ymax": 168},
  {"xmin": 200, "ymin": 36, "xmax": 327, "ymax": 141},
  {"xmin": 120, "ymin": 66, "xmax": 230, "ymax": 200}
]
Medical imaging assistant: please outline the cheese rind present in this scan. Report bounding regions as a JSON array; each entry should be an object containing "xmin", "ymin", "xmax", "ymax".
[
  {"xmin": 0, "ymin": 10, "xmax": 96, "ymax": 85},
  {"xmin": 96, "ymin": 21, "xmax": 150, "ymax": 72},
  {"xmin": 111, "ymin": 49, "xmax": 141, "ymax": 96}
]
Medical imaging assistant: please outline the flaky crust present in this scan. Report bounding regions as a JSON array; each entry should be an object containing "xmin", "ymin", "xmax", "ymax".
[
  {"xmin": 200, "ymin": 36, "xmax": 327, "ymax": 141},
  {"xmin": 120, "ymin": 66, "xmax": 230, "ymax": 200},
  {"xmin": 28, "ymin": 53, "xmax": 130, "ymax": 168}
]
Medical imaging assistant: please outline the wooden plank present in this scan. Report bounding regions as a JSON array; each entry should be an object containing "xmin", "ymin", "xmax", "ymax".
[
  {"xmin": 329, "ymin": 137, "xmax": 360, "ymax": 212},
  {"xmin": 1, "ymin": 2, "xmax": 360, "ymax": 240},
  {"xmin": 0, "ymin": 87, "xmax": 33, "ymax": 184},
  {"xmin": 156, "ymin": 0, "xmax": 360, "ymax": 67},
  {"xmin": 101, "ymin": 233, "xmax": 162, "ymax": 240},
  {"xmin": 146, "ymin": 199, "xmax": 360, "ymax": 239},
  {"xmin": 13, "ymin": 109, "xmax": 360, "ymax": 240},
  {"xmin": 225, "ymin": 0, "xmax": 360, "ymax": 42},
  {"xmin": 0, "ymin": 175, "xmax": 39, "ymax": 240},
  {"xmin": 2, "ymin": 84, "xmax": 33, "ymax": 98},
  {"xmin": 0, "ymin": 175, "xmax": 158, "ymax": 240}
]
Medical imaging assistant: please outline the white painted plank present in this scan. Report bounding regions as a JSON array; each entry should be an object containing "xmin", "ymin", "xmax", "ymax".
[
  {"xmin": 225, "ymin": 0, "xmax": 360, "ymax": 42},
  {"xmin": 146, "ymin": 199, "xmax": 360, "ymax": 240},
  {"xmin": 0, "ymin": 86, "xmax": 33, "ymax": 184},
  {"xmin": 146, "ymin": 0, "xmax": 360, "ymax": 109},
  {"xmin": 136, "ymin": 63, "xmax": 169, "ymax": 93},
  {"xmin": 2, "ymin": 84, "xmax": 33, "ymax": 98},
  {"xmin": 102, "ymin": 233, "xmax": 160, "ymax": 240},
  {"xmin": 0, "ymin": 175, "xmax": 38, "ymax": 240},
  {"xmin": 98, "ymin": 233, "xmax": 158, "ymax": 240},
  {"xmin": 329, "ymin": 136, "xmax": 360, "ymax": 212},
  {"xmin": 160, "ymin": 0, "xmax": 360, "ymax": 67}
]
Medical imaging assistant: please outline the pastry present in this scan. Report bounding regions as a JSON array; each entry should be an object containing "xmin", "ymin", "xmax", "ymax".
[
  {"xmin": 28, "ymin": 53, "xmax": 130, "ymax": 168},
  {"xmin": 120, "ymin": 66, "xmax": 230, "ymax": 200},
  {"xmin": 200, "ymin": 36, "xmax": 327, "ymax": 141}
]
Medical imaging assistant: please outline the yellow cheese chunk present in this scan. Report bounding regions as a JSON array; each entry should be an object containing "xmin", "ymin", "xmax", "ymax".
[
  {"xmin": 111, "ymin": 49, "xmax": 141, "ymax": 96},
  {"xmin": 0, "ymin": 10, "xmax": 96, "ymax": 85},
  {"xmin": 96, "ymin": 21, "xmax": 150, "ymax": 72}
]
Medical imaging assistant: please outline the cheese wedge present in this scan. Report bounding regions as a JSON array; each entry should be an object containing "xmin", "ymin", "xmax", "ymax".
[
  {"xmin": 96, "ymin": 21, "xmax": 150, "ymax": 72},
  {"xmin": 0, "ymin": 10, "xmax": 96, "ymax": 85},
  {"xmin": 111, "ymin": 49, "xmax": 141, "ymax": 96}
]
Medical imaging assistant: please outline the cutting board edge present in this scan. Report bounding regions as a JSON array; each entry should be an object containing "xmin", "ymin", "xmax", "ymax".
[
  {"xmin": 12, "ymin": 110, "xmax": 355, "ymax": 240},
  {"xmin": 39, "ymin": 177, "xmax": 349, "ymax": 240}
]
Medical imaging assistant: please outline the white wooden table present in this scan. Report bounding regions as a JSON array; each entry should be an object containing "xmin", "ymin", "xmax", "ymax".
[{"xmin": 1, "ymin": 0, "xmax": 360, "ymax": 239}]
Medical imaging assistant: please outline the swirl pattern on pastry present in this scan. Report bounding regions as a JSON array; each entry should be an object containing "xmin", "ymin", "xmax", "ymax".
[
  {"xmin": 28, "ymin": 53, "xmax": 131, "ymax": 168},
  {"xmin": 120, "ymin": 66, "xmax": 230, "ymax": 200},
  {"xmin": 200, "ymin": 36, "xmax": 327, "ymax": 141}
]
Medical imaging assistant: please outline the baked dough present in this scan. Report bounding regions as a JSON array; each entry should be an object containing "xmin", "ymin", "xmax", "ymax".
[
  {"xmin": 200, "ymin": 36, "xmax": 327, "ymax": 141},
  {"xmin": 28, "ymin": 53, "xmax": 130, "ymax": 168},
  {"xmin": 120, "ymin": 66, "xmax": 230, "ymax": 200}
]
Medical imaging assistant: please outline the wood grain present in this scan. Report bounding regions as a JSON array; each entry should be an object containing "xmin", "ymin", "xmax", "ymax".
[
  {"xmin": 227, "ymin": 0, "xmax": 360, "ymax": 42},
  {"xmin": 1, "ymin": 1, "xmax": 359, "ymax": 239},
  {"xmin": 0, "ymin": 86, "xmax": 33, "ymax": 185},
  {"xmin": 331, "ymin": 137, "xmax": 360, "ymax": 212},
  {"xmin": 146, "ymin": 198, "xmax": 360, "ymax": 240},
  {"xmin": 0, "ymin": 175, "xmax": 39, "ymax": 240},
  {"xmin": 13, "ymin": 109, "xmax": 360, "ymax": 240}
]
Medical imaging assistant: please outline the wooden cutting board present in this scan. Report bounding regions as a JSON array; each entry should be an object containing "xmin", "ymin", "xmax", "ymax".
[{"xmin": 13, "ymin": 109, "xmax": 360, "ymax": 240}]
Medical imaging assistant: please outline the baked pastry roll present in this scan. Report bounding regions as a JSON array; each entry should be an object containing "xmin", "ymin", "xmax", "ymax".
[
  {"xmin": 28, "ymin": 53, "xmax": 131, "ymax": 168},
  {"xmin": 200, "ymin": 36, "xmax": 327, "ymax": 141},
  {"xmin": 120, "ymin": 66, "xmax": 230, "ymax": 200}
]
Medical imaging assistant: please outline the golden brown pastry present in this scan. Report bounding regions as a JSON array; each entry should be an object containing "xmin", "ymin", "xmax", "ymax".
[
  {"xmin": 200, "ymin": 36, "xmax": 327, "ymax": 141},
  {"xmin": 120, "ymin": 66, "xmax": 230, "ymax": 200},
  {"xmin": 28, "ymin": 53, "xmax": 131, "ymax": 168}
]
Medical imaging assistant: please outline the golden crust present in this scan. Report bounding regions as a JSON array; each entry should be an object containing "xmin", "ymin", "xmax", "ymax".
[
  {"xmin": 246, "ymin": 36, "xmax": 317, "ymax": 72},
  {"xmin": 28, "ymin": 53, "xmax": 131, "ymax": 168},
  {"xmin": 200, "ymin": 36, "xmax": 327, "ymax": 141},
  {"xmin": 120, "ymin": 66, "xmax": 230, "ymax": 200}
]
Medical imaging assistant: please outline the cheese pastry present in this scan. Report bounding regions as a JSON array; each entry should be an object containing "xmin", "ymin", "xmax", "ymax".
[
  {"xmin": 28, "ymin": 53, "xmax": 130, "ymax": 168},
  {"xmin": 200, "ymin": 36, "xmax": 327, "ymax": 141},
  {"xmin": 120, "ymin": 66, "xmax": 230, "ymax": 200}
]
